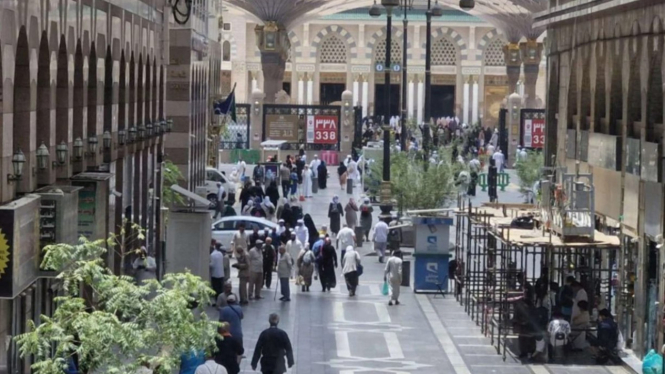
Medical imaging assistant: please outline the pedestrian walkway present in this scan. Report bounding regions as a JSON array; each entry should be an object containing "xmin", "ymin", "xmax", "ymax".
[{"xmin": 210, "ymin": 165, "xmax": 636, "ymax": 374}]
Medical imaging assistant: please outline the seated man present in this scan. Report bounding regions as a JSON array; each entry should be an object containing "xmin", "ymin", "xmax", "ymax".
[
  {"xmin": 569, "ymin": 300, "xmax": 590, "ymax": 350},
  {"xmin": 547, "ymin": 312, "xmax": 571, "ymax": 361},
  {"xmin": 590, "ymin": 308, "xmax": 619, "ymax": 364}
]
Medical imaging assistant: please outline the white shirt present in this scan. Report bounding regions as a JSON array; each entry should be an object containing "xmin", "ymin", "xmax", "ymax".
[
  {"xmin": 469, "ymin": 159, "xmax": 481, "ymax": 173},
  {"xmin": 384, "ymin": 256, "xmax": 403, "ymax": 281},
  {"xmin": 295, "ymin": 225, "xmax": 309, "ymax": 246},
  {"xmin": 547, "ymin": 319, "xmax": 571, "ymax": 346},
  {"xmin": 572, "ymin": 288, "xmax": 588, "ymax": 318},
  {"xmin": 195, "ymin": 360, "xmax": 228, "ymax": 374},
  {"xmin": 238, "ymin": 160, "xmax": 246, "ymax": 176},
  {"xmin": 286, "ymin": 238, "xmax": 303, "ymax": 261},
  {"xmin": 231, "ymin": 231, "xmax": 249, "ymax": 250},
  {"xmin": 337, "ymin": 227, "xmax": 356, "ymax": 250},
  {"xmin": 373, "ymin": 221, "xmax": 389, "ymax": 243},
  {"xmin": 310, "ymin": 159, "xmax": 320, "ymax": 176},
  {"xmin": 210, "ymin": 249, "xmax": 225, "ymax": 278}
]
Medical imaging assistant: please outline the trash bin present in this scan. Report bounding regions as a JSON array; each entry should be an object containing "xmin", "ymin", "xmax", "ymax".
[
  {"xmin": 346, "ymin": 178, "xmax": 353, "ymax": 194},
  {"xmin": 401, "ymin": 260, "xmax": 410, "ymax": 287},
  {"xmin": 312, "ymin": 177, "xmax": 319, "ymax": 193},
  {"xmin": 355, "ymin": 226, "xmax": 364, "ymax": 246}
]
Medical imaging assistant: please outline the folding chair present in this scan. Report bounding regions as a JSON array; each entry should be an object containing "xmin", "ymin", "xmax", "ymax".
[{"xmin": 434, "ymin": 282, "xmax": 446, "ymax": 298}]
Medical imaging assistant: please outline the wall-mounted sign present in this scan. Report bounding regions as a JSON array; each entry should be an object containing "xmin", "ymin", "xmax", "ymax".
[
  {"xmin": 0, "ymin": 210, "xmax": 14, "ymax": 298},
  {"xmin": 306, "ymin": 115, "xmax": 338, "ymax": 144},
  {"xmin": 520, "ymin": 109, "xmax": 546, "ymax": 149},
  {"xmin": 265, "ymin": 114, "xmax": 299, "ymax": 142},
  {"xmin": 375, "ymin": 63, "xmax": 401, "ymax": 72}
]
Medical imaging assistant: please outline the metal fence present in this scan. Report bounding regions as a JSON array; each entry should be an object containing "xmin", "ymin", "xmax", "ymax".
[{"xmin": 220, "ymin": 104, "xmax": 250, "ymax": 150}]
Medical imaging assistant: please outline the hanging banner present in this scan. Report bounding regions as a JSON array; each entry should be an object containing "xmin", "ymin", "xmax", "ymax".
[
  {"xmin": 521, "ymin": 109, "xmax": 546, "ymax": 149},
  {"xmin": 307, "ymin": 115, "xmax": 338, "ymax": 144}
]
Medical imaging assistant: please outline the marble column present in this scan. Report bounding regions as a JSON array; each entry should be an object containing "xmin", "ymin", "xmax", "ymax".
[
  {"xmin": 353, "ymin": 78, "xmax": 359, "ymax": 107},
  {"xmin": 472, "ymin": 79, "xmax": 479, "ymax": 125},
  {"xmin": 306, "ymin": 79, "xmax": 313, "ymax": 105},
  {"xmin": 417, "ymin": 78, "xmax": 424, "ymax": 124},
  {"xmin": 503, "ymin": 43, "xmax": 522, "ymax": 94},
  {"xmin": 520, "ymin": 40, "xmax": 544, "ymax": 108},
  {"xmin": 362, "ymin": 80, "xmax": 369, "ymax": 118},
  {"xmin": 463, "ymin": 80, "xmax": 470, "ymax": 125},
  {"xmin": 297, "ymin": 77, "xmax": 305, "ymax": 105},
  {"xmin": 252, "ymin": 74, "xmax": 258, "ymax": 92},
  {"xmin": 408, "ymin": 78, "xmax": 415, "ymax": 119},
  {"xmin": 255, "ymin": 22, "xmax": 289, "ymax": 104}
]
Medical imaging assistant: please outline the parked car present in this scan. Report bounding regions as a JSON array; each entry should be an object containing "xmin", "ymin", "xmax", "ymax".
[
  {"xmin": 200, "ymin": 167, "xmax": 235, "ymax": 209},
  {"xmin": 211, "ymin": 216, "xmax": 278, "ymax": 249}
]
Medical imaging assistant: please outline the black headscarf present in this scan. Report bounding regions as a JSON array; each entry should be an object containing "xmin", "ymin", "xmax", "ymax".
[{"xmin": 266, "ymin": 181, "xmax": 280, "ymax": 206}]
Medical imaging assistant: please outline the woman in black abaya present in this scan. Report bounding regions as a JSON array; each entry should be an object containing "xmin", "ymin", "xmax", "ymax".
[
  {"xmin": 303, "ymin": 214, "xmax": 319, "ymax": 249},
  {"xmin": 317, "ymin": 160, "xmax": 328, "ymax": 189}
]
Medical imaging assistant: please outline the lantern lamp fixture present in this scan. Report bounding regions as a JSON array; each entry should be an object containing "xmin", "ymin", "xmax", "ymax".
[
  {"xmin": 128, "ymin": 126, "xmax": 137, "ymax": 143},
  {"xmin": 103, "ymin": 131, "xmax": 112, "ymax": 150},
  {"xmin": 138, "ymin": 125, "xmax": 146, "ymax": 140},
  {"xmin": 87, "ymin": 136, "xmax": 98, "ymax": 156},
  {"xmin": 73, "ymin": 137, "xmax": 84, "ymax": 160},
  {"xmin": 118, "ymin": 129, "xmax": 127, "ymax": 145},
  {"xmin": 36, "ymin": 143, "xmax": 50, "ymax": 171},
  {"xmin": 146, "ymin": 123, "xmax": 154, "ymax": 137},
  {"xmin": 56, "ymin": 141, "xmax": 68, "ymax": 165},
  {"xmin": 8, "ymin": 149, "xmax": 26, "ymax": 182},
  {"xmin": 166, "ymin": 119, "xmax": 174, "ymax": 132}
]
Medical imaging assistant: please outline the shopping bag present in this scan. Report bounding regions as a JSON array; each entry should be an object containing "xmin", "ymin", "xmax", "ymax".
[
  {"xmin": 381, "ymin": 281, "xmax": 389, "ymax": 296},
  {"xmin": 642, "ymin": 349, "xmax": 663, "ymax": 374},
  {"xmin": 356, "ymin": 264, "xmax": 364, "ymax": 277}
]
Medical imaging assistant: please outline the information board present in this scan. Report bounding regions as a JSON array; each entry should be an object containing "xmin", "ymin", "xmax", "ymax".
[
  {"xmin": 265, "ymin": 114, "xmax": 299, "ymax": 142},
  {"xmin": 306, "ymin": 115, "xmax": 338, "ymax": 144},
  {"xmin": 523, "ymin": 117, "xmax": 545, "ymax": 148}
]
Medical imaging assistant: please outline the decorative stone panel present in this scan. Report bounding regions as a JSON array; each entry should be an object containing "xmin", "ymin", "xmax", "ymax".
[
  {"xmin": 310, "ymin": 25, "xmax": 357, "ymax": 59},
  {"xmin": 420, "ymin": 27, "xmax": 467, "ymax": 61}
]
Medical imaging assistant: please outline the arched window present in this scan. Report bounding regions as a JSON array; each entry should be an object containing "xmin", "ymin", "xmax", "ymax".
[
  {"xmin": 484, "ymin": 38, "xmax": 506, "ymax": 66},
  {"xmin": 431, "ymin": 37, "xmax": 458, "ymax": 66},
  {"xmin": 222, "ymin": 41, "xmax": 231, "ymax": 61},
  {"xmin": 374, "ymin": 38, "xmax": 401, "ymax": 64},
  {"xmin": 319, "ymin": 35, "xmax": 347, "ymax": 64}
]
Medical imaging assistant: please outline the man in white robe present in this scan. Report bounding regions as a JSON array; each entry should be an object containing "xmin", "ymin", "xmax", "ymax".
[
  {"xmin": 384, "ymin": 250, "xmax": 403, "ymax": 306},
  {"xmin": 492, "ymin": 149, "xmax": 505, "ymax": 173},
  {"xmin": 310, "ymin": 155, "xmax": 321, "ymax": 178},
  {"xmin": 302, "ymin": 165, "xmax": 313, "ymax": 197},
  {"xmin": 286, "ymin": 232, "xmax": 304, "ymax": 278}
]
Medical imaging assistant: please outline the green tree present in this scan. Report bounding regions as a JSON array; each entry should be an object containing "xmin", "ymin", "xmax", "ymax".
[
  {"xmin": 514, "ymin": 150, "xmax": 544, "ymax": 200},
  {"xmin": 369, "ymin": 150, "xmax": 457, "ymax": 212},
  {"xmin": 162, "ymin": 159, "xmax": 185, "ymax": 206},
  {"xmin": 15, "ymin": 235, "xmax": 218, "ymax": 374}
]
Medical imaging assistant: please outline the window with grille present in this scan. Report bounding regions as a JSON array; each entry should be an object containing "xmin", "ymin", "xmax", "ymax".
[
  {"xmin": 484, "ymin": 38, "xmax": 506, "ymax": 66},
  {"xmin": 319, "ymin": 35, "xmax": 348, "ymax": 64},
  {"xmin": 431, "ymin": 38, "xmax": 458, "ymax": 66},
  {"xmin": 222, "ymin": 41, "xmax": 231, "ymax": 61},
  {"xmin": 374, "ymin": 39, "xmax": 402, "ymax": 63},
  {"xmin": 223, "ymin": 23, "xmax": 231, "ymax": 31}
]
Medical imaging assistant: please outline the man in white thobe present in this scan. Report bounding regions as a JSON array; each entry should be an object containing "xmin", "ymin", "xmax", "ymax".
[
  {"xmin": 294, "ymin": 219, "xmax": 309, "ymax": 246},
  {"xmin": 286, "ymin": 233, "xmax": 303, "ymax": 278},
  {"xmin": 492, "ymin": 149, "xmax": 505, "ymax": 173},
  {"xmin": 384, "ymin": 250, "xmax": 403, "ymax": 306},
  {"xmin": 310, "ymin": 155, "xmax": 321, "ymax": 178},
  {"xmin": 337, "ymin": 224, "xmax": 356, "ymax": 259},
  {"xmin": 302, "ymin": 165, "xmax": 313, "ymax": 197}
]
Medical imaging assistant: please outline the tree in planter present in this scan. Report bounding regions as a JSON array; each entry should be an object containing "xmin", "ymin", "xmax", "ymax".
[
  {"xmin": 514, "ymin": 150, "xmax": 544, "ymax": 202},
  {"xmin": 15, "ymin": 235, "xmax": 218, "ymax": 374},
  {"xmin": 369, "ymin": 150, "xmax": 457, "ymax": 212}
]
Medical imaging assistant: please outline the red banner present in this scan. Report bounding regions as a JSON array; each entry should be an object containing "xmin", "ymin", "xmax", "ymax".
[
  {"xmin": 307, "ymin": 115, "xmax": 338, "ymax": 144},
  {"xmin": 523, "ymin": 118, "xmax": 545, "ymax": 149}
]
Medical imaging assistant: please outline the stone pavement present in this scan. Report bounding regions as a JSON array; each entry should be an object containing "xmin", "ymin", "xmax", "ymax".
[{"xmin": 210, "ymin": 164, "xmax": 635, "ymax": 374}]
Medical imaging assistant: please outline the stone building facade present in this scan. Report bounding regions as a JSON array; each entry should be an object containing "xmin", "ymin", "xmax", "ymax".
[
  {"xmin": 221, "ymin": 8, "xmax": 547, "ymax": 130},
  {"xmin": 0, "ymin": 0, "xmax": 218, "ymax": 372},
  {"xmin": 536, "ymin": 0, "xmax": 665, "ymax": 359}
]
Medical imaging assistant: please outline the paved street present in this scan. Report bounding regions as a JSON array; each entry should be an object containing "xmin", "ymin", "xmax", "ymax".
[{"xmin": 212, "ymin": 168, "xmax": 634, "ymax": 374}]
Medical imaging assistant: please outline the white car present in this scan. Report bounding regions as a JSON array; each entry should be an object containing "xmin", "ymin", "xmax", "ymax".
[
  {"xmin": 202, "ymin": 167, "xmax": 236, "ymax": 209},
  {"xmin": 211, "ymin": 216, "xmax": 278, "ymax": 250}
]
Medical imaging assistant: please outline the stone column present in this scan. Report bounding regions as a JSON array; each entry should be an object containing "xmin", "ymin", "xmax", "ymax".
[
  {"xmin": 255, "ymin": 22, "xmax": 289, "ymax": 104},
  {"xmin": 353, "ymin": 77, "xmax": 359, "ymax": 107},
  {"xmin": 297, "ymin": 76, "xmax": 305, "ymax": 104},
  {"xmin": 508, "ymin": 92, "xmax": 522, "ymax": 166},
  {"xmin": 306, "ymin": 78, "xmax": 313, "ymax": 105},
  {"xmin": 408, "ymin": 77, "xmax": 415, "ymax": 119},
  {"xmin": 250, "ymin": 89, "xmax": 265, "ymax": 150},
  {"xmin": 472, "ymin": 78, "xmax": 479, "ymax": 125},
  {"xmin": 341, "ymin": 90, "xmax": 354, "ymax": 156},
  {"xmin": 503, "ymin": 43, "xmax": 522, "ymax": 94},
  {"xmin": 362, "ymin": 78, "xmax": 369, "ymax": 118},
  {"xmin": 417, "ymin": 77, "xmax": 424, "ymax": 124},
  {"xmin": 520, "ymin": 40, "xmax": 544, "ymax": 109},
  {"xmin": 463, "ymin": 78, "xmax": 470, "ymax": 125}
]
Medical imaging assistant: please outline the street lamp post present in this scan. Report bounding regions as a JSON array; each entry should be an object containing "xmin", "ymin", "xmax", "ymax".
[
  {"xmin": 400, "ymin": 1, "xmax": 414, "ymax": 151},
  {"xmin": 370, "ymin": 0, "xmax": 400, "ymax": 218}
]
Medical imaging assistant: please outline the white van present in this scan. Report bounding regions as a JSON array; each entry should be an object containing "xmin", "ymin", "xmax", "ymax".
[{"xmin": 199, "ymin": 167, "xmax": 235, "ymax": 208}]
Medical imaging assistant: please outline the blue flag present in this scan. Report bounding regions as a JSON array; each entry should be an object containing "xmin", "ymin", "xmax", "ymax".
[{"xmin": 214, "ymin": 83, "xmax": 237, "ymax": 122}]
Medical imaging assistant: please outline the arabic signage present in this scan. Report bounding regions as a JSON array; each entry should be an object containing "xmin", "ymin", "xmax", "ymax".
[
  {"xmin": 265, "ymin": 114, "xmax": 299, "ymax": 142},
  {"xmin": 306, "ymin": 115, "xmax": 338, "ymax": 144},
  {"xmin": 521, "ymin": 111, "xmax": 546, "ymax": 149}
]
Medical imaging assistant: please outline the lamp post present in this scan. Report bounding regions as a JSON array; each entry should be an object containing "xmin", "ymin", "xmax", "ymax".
[
  {"xmin": 424, "ymin": 0, "xmax": 443, "ymax": 153},
  {"xmin": 400, "ymin": 0, "xmax": 414, "ymax": 151},
  {"xmin": 370, "ymin": 0, "xmax": 399, "ymax": 218}
]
